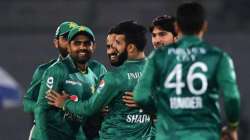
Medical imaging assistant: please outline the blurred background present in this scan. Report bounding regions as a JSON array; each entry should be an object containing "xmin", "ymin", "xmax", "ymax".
[{"xmin": 0, "ymin": 0, "xmax": 249, "ymax": 139}]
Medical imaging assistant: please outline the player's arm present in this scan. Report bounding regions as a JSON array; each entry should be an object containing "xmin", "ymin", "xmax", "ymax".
[
  {"xmin": 217, "ymin": 53, "xmax": 240, "ymax": 139},
  {"xmin": 64, "ymin": 73, "xmax": 118, "ymax": 116},
  {"xmin": 23, "ymin": 67, "xmax": 43, "ymax": 112},
  {"xmin": 34, "ymin": 66, "xmax": 64, "ymax": 140},
  {"xmin": 47, "ymin": 73, "xmax": 118, "ymax": 117},
  {"xmin": 133, "ymin": 51, "xmax": 157, "ymax": 112}
]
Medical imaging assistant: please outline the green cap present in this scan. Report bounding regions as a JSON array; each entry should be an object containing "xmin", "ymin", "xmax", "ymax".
[
  {"xmin": 68, "ymin": 25, "xmax": 95, "ymax": 42},
  {"xmin": 55, "ymin": 21, "xmax": 78, "ymax": 38}
]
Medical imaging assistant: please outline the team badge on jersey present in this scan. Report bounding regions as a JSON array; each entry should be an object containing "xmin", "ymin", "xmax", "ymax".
[
  {"xmin": 98, "ymin": 80, "xmax": 105, "ymax": 88},
  {"xmin": 70, "ymin": 95, "xmax": 78, "ymax": 102},
  {"xmin": 96, "ymin": 79, "xmax": 105, "ymax": 93}
]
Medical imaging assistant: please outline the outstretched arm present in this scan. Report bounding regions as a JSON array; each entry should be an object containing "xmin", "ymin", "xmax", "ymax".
[{"xmin": 47, "ymin": 73, "xmax": 118, "ymax": 117}]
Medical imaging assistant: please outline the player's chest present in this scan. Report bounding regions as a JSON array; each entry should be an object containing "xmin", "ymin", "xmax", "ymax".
[{"xmin": 62, "ymin": 73, "xmax": 96, "ymax": 100}]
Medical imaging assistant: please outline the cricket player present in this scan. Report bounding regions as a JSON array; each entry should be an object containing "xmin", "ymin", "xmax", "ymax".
[
  {"xmin": 106, "ymin": 27, "xmax": 122, "ymax": 67},
  {"xmin": 123, "ymin": 15, "xmax": 178, "ymax": 108},
  {"xmin": 23, "ymin": 21, "xmax": 78, "ymax": 139},
  {"xmin": 46, "ymin": 21, "xmax": 155, "ymax": 140},
  {"xmin": 133, "ymin": 2, "xmax": 240, "ymax": 140},
  {"xmin": 150, "ymin": 15, "xmax": 177, "ymax": 48},
  {"xmin": 34, "ymin": 25, "xmax": 99, "ymax": 140}
]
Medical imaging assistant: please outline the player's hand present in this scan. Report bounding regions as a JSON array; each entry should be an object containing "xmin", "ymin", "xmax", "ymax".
[
  {"xmin": 122, "ymin": 92, "xmax": 138, "ymax": 108},
  {"xmin": 228, "ymin": 128, "xmax": 238, "ymax": 140},
  {"xmin": 221, "ymin": 126, "xmax": 238, "ymax": 140},
  {"xmin": 46, "ymin": 90, "xmax": 69, "ymax": 109}
]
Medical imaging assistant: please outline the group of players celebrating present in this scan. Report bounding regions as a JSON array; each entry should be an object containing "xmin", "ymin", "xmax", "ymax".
[{"xmin": 23, "ymin": 2, "xmax": 240, "ymax": 140}]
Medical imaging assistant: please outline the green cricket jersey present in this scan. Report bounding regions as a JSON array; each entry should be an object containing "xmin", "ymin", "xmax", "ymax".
[
  {"xmin": 24, "ymin": 58, "xmax": 106, "ymax": 113},
  {"xmin": 88, "ymin": 59, "xmax": 107, "ymax": 79},
  {"xmin": 35, "ymin": 56, "xmax": 98, "ymax": 140},
  {"xmin": 23, "ymin": 57, "xmax": 106, "ymax": 140},
  {"xmin": 85, "ymin": 59, "xmax": 107, "ymax": 139},
  {"xmin": 134, "ymin": 35, "xmax": 240, "ymax": 140},
  {"xmin": 23, "ymin": 58, "xmax": 58, "ymax": 112},
  {"xmin": 64, "ymin": 59, "xmax": 155, "ymax": 140}
]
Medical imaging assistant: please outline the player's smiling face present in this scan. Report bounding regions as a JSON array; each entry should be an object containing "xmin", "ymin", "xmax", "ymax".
[
  {"xmin": 69, "ymin": 34, "xmax": 93, "ymax": 64},
  {"xmin": 111, "ymin": 34, "xmax": 128, "ymax": 66},
  {"xmin": 152, "ymin": 26, "xmax": 175, "ymax": 48},
  {"xmin": 106, "ymin": 34, "xmax": 120, "ymax": 66},
  {"xmin": 54, "ymin": 34, "xmax": 69, "ymax": 58}
]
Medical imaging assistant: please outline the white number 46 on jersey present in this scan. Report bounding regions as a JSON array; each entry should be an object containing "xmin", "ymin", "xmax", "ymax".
[{"xmin": 164, "ymin": 62, "xmax": 208, "ymax": 95}]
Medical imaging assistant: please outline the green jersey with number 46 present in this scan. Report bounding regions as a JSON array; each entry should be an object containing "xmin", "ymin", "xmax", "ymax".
[
  {"xmin": 64, "ymin": 59, "xmax": 155, "ymax": 140},
  {"xmin": 134, "ymin": 36, "xmax": 240, "ymax": 140}
]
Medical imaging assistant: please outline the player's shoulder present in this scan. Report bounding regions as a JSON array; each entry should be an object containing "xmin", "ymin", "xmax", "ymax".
[
  {"xmin": 149, "ymin": 43, "xmax": 177, "ymax": 59},
  {"xmin": 201, "ymin": 41, "xmax": 226, "ymax": 54},
  {"xmin": 87, "ymin": 67, "xmax": 99, "ymax": 79},
  {"xmin": 101, "ymin": 67, "xmax": 121, "ymax": 83},
  {"xmin": 36, "ymin": 59, "xmax": 57, "ymax": 72},
  {"xmin": 44, "ymin": 59, "xmax": 66, "ymax": 75},
  {"xmin": 88, "ymin": 59, "xmax": 105, "ymax": 68}
]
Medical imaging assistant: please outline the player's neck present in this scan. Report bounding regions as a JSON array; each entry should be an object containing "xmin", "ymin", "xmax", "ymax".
[
  {"xmin": 128, "ymin": 51, "xmax": 145, "ymax": 60},
  {"xmin": 178, "ymin": 32, "xmax": 204, "ymax": 40},
  {"xmin": 76, "ymin": 63, "xmax": 87, "ymax": 72}
]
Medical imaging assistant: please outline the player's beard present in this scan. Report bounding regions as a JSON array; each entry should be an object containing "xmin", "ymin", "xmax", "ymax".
[
  {"xmin": 71, "ymin": 49, "xmax": 92, "ymax": 64},
  {"xmin": 108, "ymin": 52, "xmax": 119, "ymax": 66},
  {"xmin": 154, "ymin": 42, "xmax": 166, "ymax": 48},
  {"xmin": 111, "ymin": 50, "xmax": 127, "ymax": 67},
  {"xmin": 57, "ymin": 43, "xmax": 68, "ymax": 58}
]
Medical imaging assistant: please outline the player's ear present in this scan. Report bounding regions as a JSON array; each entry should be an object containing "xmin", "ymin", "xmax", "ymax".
[
  {"xmin": 174, "ymin": 21, "xmax": 180, "ymax": 35},
  {"xmin": 127, "ymin": 43, "xmax": 136, "ymax": 53},
  {"xmin": 67, "ymin": 41, "xmax": 71, "ymax": 53},
  {"xmin": 53, "ymin": 38, "xmax": 59, "ymax": 49},
  {"xmin": 92, "ymin": 42, "xmax": 97, "ymax": 53},
  {"xmin": 202, "ymin": 21, "xmax": 208, "ymax": 33}
]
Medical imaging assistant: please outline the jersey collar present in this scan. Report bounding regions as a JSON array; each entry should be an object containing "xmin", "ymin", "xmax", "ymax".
[
  {"xmin": 177, "ymin": 35, "xmax": 202, "ymax": 48},
  {"xmin": 67, "ymin": 56, "xmax": 90, "ymax": 74},
  {"xmin": 56, "ymin": 55, "xmax": 65, "ymax": 62},
  {"xmin": 125, "ymin": 58, "xmax": 146, "ymax": 63}
]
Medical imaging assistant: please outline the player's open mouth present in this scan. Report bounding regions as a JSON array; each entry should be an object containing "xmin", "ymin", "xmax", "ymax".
[
  {"xmin": 110, "ymin": 55, "xmax": 118, "ymax": 60},
  {"xmin": 79, "ymin": 52, "xmax": 88, "ymax": 56}
]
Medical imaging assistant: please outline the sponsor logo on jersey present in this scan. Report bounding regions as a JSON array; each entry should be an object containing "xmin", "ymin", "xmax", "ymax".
[
  {"xmin": 168, "ymin": 48, "xmax": 207, "ymax": 62},
  {"xmin": 65, "ymin": 80, "xmax": 82, "ymax": 86},
  {"xmin": 64, "ymin": 111, "xmax": 82, "ymax": 122},
  {"xmin": 70, "ymin": 95, "xmax": 78, "ymax": 102},
  {"xmin": 127, "ymin": 72, "xmax": 142, "ymax": 80}
]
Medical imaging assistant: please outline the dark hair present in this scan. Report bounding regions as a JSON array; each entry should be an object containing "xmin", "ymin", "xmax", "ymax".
[
  {"xmin": 176, "ymin": 2, "xmax": 206, "ymax": 35},
  {"xmin": 113, "ymin": 20, "xmax": 147, "ymax": 51},
  {"xmin": 107, "ymin": 26, "xmax": 116, "ymax": 35},
  {"xmin": 149, "ymin": 15, "xmax": 177, "ymax": 37}
]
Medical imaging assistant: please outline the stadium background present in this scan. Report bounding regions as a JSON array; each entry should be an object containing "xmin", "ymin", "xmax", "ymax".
[{"xmin": 0, "ymin": 0, "xmax": 249, "ymax": 139}]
